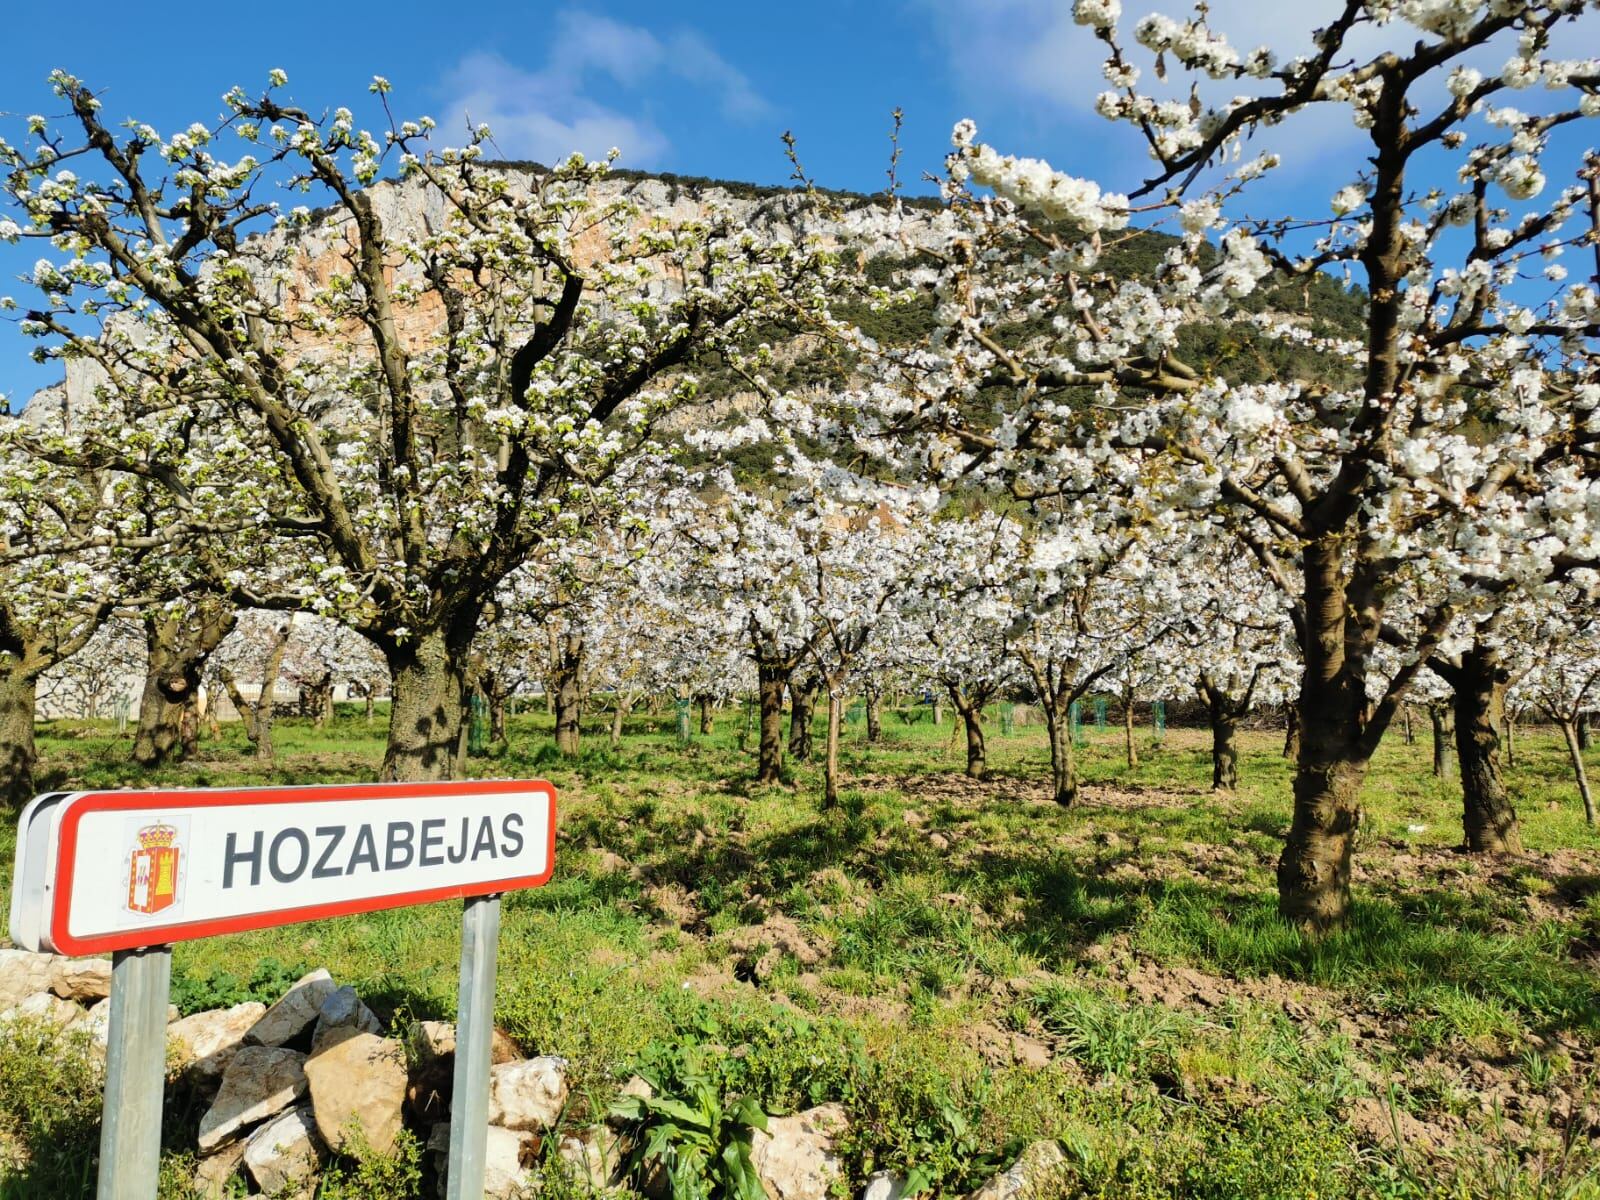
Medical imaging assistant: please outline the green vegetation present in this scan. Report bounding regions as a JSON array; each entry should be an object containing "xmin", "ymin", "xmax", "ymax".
[{"xmin": 3, "ymin": 706, "xmax": 1599, "ymax": 1197}]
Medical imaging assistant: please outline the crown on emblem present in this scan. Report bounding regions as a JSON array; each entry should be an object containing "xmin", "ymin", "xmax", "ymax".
[{"xmin": 137, "ymin": 823, "xmax": 177, "ymax": 849}]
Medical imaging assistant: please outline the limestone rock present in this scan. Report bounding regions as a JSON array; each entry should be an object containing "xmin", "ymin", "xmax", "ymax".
[
  {"xmin": 198, "ymin": 1045, "xmax": 308, "ymax": 1151},
  {"xmin": 50, "ymin": 957, "xmax": 112, "ymax": 1003},
  {"xmin": 246, "ymin": 969, "xmax": 337, "ymax": 1047},
  {"xmin": 863, "ymin": 1172, "xmax": 909, "ymax": 1200},
  {"xmin": 1, "ymin": 991, "xmax": 84, "ymax": 1030},
  {"xmin": 170, "ymin": 1002, "xmax": 268, "ymax": 1079},
  {"xmin": 0, "ymin": 949, "xmax": 57, "ymax": 1009},
  {"xmin": 304, "ymin": 1032, "xmax": 407, "ymax": 1156},
  {"xmin": 557, "ymin": 1126, "xmax": 627, "ymax": 1189},
  {"xmin": 80, "ymin": 996, "xmax": 178, "ymax": 1046},
  {"xmin": 406, "ymin": 1019, "xmax": 523, "ymax": 1123},
  {"xmin": 428, "ymin": 1122, "xmax": 535, "ymax": 1200},
  {"xmin": 491, "ymin": 1028, "xmax": 522, "ymax": 1064},
  {"xmin": 406, "ymin": 1019, "xmax": 520, "ymax": 1064},
  {"xmin": 965, "ymin": 1141, "xmax": 1066, "ymax": 1200},
  {"xmin": 243, "ymin": 1106, "xmax": 326, "ymax": 1200},
  {"xmin": 83, "ymin": 998, "xmax": 112, "ymax": 1046},
  {"xmin": 488, "ymin": 1056, "xmax": 570, "ymax": 1131},
  {"xmin": 606, "ymin": 1074, "xmax": 657, "ymax": 1129},
  {"xmin": 309, "ymin": 985, "xmax": 383, "ymax": 1054},
  {"xmin": 409, "ymin": 1019, "xmax": 457, "ymax": 1066},
  {"xmin": 192, "ymin": 1140, "xmax": 248, "ymax": 1199},
  {"xmin": 620, "ymin": 1074, "xmax": 655, "ymax": 1101},
  {"xmin": 751, "ymin": 1104, "xmax": 847, "ymax": 1200}
]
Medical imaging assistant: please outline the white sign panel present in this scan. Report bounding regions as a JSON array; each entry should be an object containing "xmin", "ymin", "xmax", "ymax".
[{"xmin": 12, "ymin": 780, "xmax": 556, "ymax": 955}]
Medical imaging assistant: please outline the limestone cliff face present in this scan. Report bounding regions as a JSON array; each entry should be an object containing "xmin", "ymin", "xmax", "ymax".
[{"xmin": 40, "ymin": 167, "xmax": 951, "ymax": 428}]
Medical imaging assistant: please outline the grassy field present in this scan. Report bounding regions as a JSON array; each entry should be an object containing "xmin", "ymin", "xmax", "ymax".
[{"xmin": 4, "ymin": 704, "xmax": 1600, "ymax": 1199}]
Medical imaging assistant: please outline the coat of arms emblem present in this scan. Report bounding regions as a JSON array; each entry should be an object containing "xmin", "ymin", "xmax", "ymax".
[{"xmin": 126, "ymin": 822, "xmax": 180, "ymax": 915}]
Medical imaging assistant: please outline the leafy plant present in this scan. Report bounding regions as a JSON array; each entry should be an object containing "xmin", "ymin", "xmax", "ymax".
[
  {"xmin": 168, "ymin": 956, "xmax": 307, "ymax": 1016},
  {"xmin": 610, "ymin": 1064, "xmax": 769, "ymax": 1200}
]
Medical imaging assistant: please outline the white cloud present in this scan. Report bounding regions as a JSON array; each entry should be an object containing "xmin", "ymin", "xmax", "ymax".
[
  {"xmin": 913, "ymin": 0, "xmax": 1391, "ymax": 185},
  {"xmin": 437, "ymin": 11, "xmax": 769, "ymax": 167}
]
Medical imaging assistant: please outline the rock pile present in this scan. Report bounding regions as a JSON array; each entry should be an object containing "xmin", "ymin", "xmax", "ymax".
[
  {"xmin": 0, "ymin": 953, "xmax": 570, "ymax": 1198},
  {"xmin": 1, "ymin": 948, "xmax": 1066, "ymax": 1199}
]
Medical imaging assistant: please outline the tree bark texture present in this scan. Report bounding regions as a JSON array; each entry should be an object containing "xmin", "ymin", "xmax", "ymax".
[
  {"xmin": 1446, "ymin": 644, "xmax": 1522, "ymax": 854},
  {"xmin": 757, "ymin": 665, "xmax": 788, "ymax": 784},
  {"xmin": 133, "ymin": 604, "xmax": 237, "ymax": 767},
  {"xmin": 789, "ymin": 678, "xmax": 817, "ymax": 762}
]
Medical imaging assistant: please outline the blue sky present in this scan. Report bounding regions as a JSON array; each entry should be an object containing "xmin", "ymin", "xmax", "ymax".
[{"xmin": 2, "ymin": 1, "xmax": 1594, "ymax": 406}]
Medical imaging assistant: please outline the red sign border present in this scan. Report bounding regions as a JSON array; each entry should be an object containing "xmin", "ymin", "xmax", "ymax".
[{"xmin": 48, "ymin": 780, "xmax": 557, "ymax": 955}]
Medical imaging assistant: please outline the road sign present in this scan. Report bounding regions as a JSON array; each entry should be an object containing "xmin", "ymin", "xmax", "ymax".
[
  {"xmin": 10, "ymin": 780, "xmax": 555, "ymax": 956},
  {"xmin": 6, "ymin": 779, "xmax": 557, "ymax": 1200}
]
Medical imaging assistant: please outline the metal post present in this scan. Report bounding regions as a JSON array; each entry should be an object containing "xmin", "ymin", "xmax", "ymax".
[
  {"xmin": 97, "ymin": 945, "xmax": 172, "ymax": 1200},
  {"xmin": 447, "ymin": 895, "xmax": 502, "ymax": 1200}
]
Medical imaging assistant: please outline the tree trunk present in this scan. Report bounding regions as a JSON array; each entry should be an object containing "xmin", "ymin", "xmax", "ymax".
[
  {"xmin": 365, "ymin": 688, "xmax": 376, "ymax": 725},
  {"xmin": 382, "ymin": 625, "xmax": 472, "ymax": 781},
  {"xmin": 133, "ymin": 606, "xmax": 237, "ymax": 767},
  {"xmin": 132, "ymin": 666, "xmax": 183, "ymax": 767},
  {"xmin": 823, "ymin": 688, "xmax": 842, "ymax": 809},
  {"xmin": 757, "ymin": 664, "xmax": 788, "ymax": 784},
  {"xmin": 552, "ymin": 633, "xmax": 584, "ymax": 759},
  {"xmin": 1402, "ymin": 704, "xmax": 1415, "ymax": 745},
  {"xmin": 1211, "ymin": 709, "xmax": 1239, "ymax": 791},
  {"xmin": 0, "ymin": 664, "xmax": 38, "ymax": 811},
  {"xmin": 865, "ymin": 687, "xmax": 883, "ymax": 744},
  {"xmin": 1276, "ymin": 543, "xmax": 1368, "ymax": 932},
  {"xmin": 1579, "ymin": 712, "xmax": 1592, "ymax": 752},
  {"xmin": 789, "ymin": 679, "xmax": 816, "ymax": 762},
  {"xmin": 609, "ymin": 695, "xmax": 630, "ymax": 751},
  {"xmin": 304, "ymin": 674, "xmax": 334, "ymax": 728},
  {"xmin": 948, "ymin": 685, "xmax": 987, "ymax": 779},
  {"xmin": 221, "ymin": 622, "xmax": 292, "ymax": 763},
  {"xmin": 1505, "ymin": 714, "xmax": 1516, "ymax": 768},
  {"xmin": 1282, "ymin": 705, "xmax": 1300, "ymax": 759},
  {"xmin": 1123, "ymin": 695, "xmax": 1138, "ymax": 770},
  {"xmin": 698, "ymin": 696, "xmax": 714, "ymax": 736},
  {"xmin": 931, "ymin": 695, "xmax": 943, "ymax": 727},
  {"xmin": 1559, "ymin": 718, "xmax": 1597, "ymax": 826},
  {"xmin": 179, "ymin": 697, "xmax": 200, "ymax": 759},
  {"xmin": 489, "ymin": 689, "xmax": 507, "ymax": 748},
  {"xmin": 1451, "ymin": 644, "xmax": 1521, "ymax": 854},
  {"xmin": 1042, "ymin": 697, "xmax": 1078, "ymax": 806},
  {"xmin": 1430, "ymin": 705, "xmax": 1455, "ymax": 780}
]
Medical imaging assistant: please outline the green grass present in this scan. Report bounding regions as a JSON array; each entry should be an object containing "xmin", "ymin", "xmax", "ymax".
[{"xmin": 4, "ymin": 706, "xmax": 1600, "ymax": 1198}]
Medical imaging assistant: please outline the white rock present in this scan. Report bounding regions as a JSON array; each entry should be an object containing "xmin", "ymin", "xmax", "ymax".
[
  {"xmin": 303, "ymin": 1032, "xmax": 407, "ymax": 1156},
  {"xmin": 0, "ymin": 950, "xmax": 58, "ymax": 1009},
  {"xmin": 428, "ymin": 1122, "xmax": 534, "ymax": 1200},
  {"xmin": 192, "ymin": 1140, "xmax": 248, "ymax": 1199},
  {"xmin": 243, "ymin": 1105, "xmax": 326, "ymax": 1200},
  {"xmin": 50, "ymin": 957, "xmax": 112, "ymax": 1002},
  {"xmin": 409, "ymin": 1019, "xmax": 456, "ymax": 1066},
  {"xmin": 83, "ymin": 997, "xmax": 112, "ymax": 1045},
  {"xmin": 751, "ymin": 1104, "xmax": 847, "ymax": 1200},
  {"xmin": 557, "ymin": 1127, "xmax": 626, "ymax": 1189},
  {"xmin": 487, "ymin": 1056, "xmax": 570, "ymax": 1131},
  {"xmin": 1, "ymin": 990, "xmax": 84, "ymax": 1030},
  {"xmin": 80, "ymin": 997, "xmax": 178, "ymax": 1047},
  {"xmin": 246, "ymin": 969, "xmax": 337, "ymax": 1047},
  {"xmin": 169, "ymin": 1002, "xmax": 268, "ymax": 1079},
  {"xmin": 864, "ymin": 1171, "xmax": 909, "ymax": 1200},
  {"xmin": 965, "ymin": 1141, "xmax": 1066, "ymax": 1200},
  {"xmin": 197, "ymin": 1045, "xmax": 308, "ymax": 1151},
  {"xmin": 620, "ymin": 1074, "xmax": 655, "ymax": 1101}
]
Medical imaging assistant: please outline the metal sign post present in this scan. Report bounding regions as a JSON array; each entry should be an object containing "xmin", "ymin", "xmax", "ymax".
[
  {"xmin": 446, "ymin": 894, "xmax": 502, "ymax": 1200},
  {"xmin": 97, "ymin": 946, "xmax": 173, "ymax": 1200}
]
